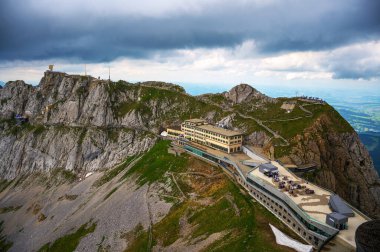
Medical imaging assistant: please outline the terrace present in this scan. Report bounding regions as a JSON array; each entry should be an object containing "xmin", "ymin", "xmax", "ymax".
[
  {"xmin": 178, "ymin": 140, "xmax": 369, "ymax": 249},
  {"xmin": 250, "ymin": 161, "xmax": 368, "ymax": 248}
]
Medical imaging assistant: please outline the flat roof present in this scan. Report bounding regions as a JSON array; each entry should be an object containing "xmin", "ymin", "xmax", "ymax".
[
  {"xmin": 197, "ymin": 124, "xmax": 243, "ymax": 137},
  {"xmin": 259, "ymin": 163, "xmax": 278, "ymax": 171},
  {"xmin": 167, "ymin": 126, "xmax": 182, "ymax": 131},
  {"xmin": 249, "ymin": 161, "xmax": 368, "ymax": 248},
  {"xmin": 328, "ymin": 212, "xmax": 348, "ymax": 223},
  {"xmin": 330, "ymin": 195, "xmax": 354, "ymax": 216},
  {"xmin": 184, "ymin": 118, "xmax": 206, "ymax": 123}
]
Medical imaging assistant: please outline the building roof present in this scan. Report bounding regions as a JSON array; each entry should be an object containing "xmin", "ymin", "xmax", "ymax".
[
  {"xmin": 185, "ymin": 118, "xmax": 206, "ymax": 123},
  {"xmin": 197, "ymin": 124, "xmax": 243, "ymax": 137},
  {"xmin": 329, "ymin": 194, "xmax": 354, "ymax": 217},
  {"xmin": 167, "ymin": 125, "xmax": 182, "ymax": 131},
  {"xmin": 259, "ymin": 163, "xmax": 278, "ymax": 172},
  {"xmin": 327, "ymin": 212, "xmax": 348, "ymax": 223}
]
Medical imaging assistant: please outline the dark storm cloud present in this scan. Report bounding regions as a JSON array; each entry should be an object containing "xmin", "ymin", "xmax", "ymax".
[{"xmin": 0, "ymin": 0, "xmax": 379, "ymax": 63}]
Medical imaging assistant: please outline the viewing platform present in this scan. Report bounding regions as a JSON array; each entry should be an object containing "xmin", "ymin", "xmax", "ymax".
[{"xmin": 173, "ymin": 138, "xmax": 370, "ymax": 250}]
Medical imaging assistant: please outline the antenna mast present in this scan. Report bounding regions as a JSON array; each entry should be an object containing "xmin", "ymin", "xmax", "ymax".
[
  {"xmin": 108, "ymin": 66, "xmax": 111, "ymax": 82},
  {"xmin": 85, "ymin": 64, "xmax": 87, "ymax": 76}
]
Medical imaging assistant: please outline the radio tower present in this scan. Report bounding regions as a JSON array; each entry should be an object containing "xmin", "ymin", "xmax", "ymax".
[{"xmin": 108, "ymin": 66, "xmax": 111, "ymax": 83}]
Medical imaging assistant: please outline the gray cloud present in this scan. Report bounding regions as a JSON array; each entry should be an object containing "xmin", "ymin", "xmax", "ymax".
[{"xmin": 0, "ymin": 0, "xmax": 379, "ymax": 63}]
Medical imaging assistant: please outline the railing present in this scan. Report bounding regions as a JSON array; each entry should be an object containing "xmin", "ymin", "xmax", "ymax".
[{"xmin": 281, "ymin": 161, "xmax": 371, "ymax": 221}]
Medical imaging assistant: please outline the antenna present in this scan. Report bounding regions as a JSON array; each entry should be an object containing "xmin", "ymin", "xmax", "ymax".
[
  {"xmin": 85, "ymin": 64, "xmax": 87, "ymax": 76},
  {"xmin": 108, "ymin": 66, "xmax": 111, "ymax": 82}
]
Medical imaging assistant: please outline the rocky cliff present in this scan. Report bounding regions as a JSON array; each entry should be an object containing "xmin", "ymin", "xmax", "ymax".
[
  {"xmin": 0, "ymin": 71, "xmax": 379, "ymax": 219},
  {"xmin": 289, "ymin": 114, "xmax": 380, "ymax": 218},
  {"xmin": 0, "ymin": 71, "xmax": 223, "ymax": 179}
]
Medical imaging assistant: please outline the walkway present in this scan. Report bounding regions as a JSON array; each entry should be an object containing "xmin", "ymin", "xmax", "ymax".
[{"xmin": 236, "ymin": 112, "xmax": 290, "ymax": 146}]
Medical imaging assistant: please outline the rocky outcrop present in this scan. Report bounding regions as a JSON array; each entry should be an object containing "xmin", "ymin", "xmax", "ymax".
[
  {"xmin": 224, "ymin": 84, "xmax": 275, "ymax": 104},
  {"xmin": 245, "ymin": 131, "xmax": 271, "ymax": 147},
  {"xmin": 0, "ymin": 80, "xmax": 34, "ymax": 118},
  {"xmin": 290, "ymin": 115, "xmax": 380, "ymax": 218}
]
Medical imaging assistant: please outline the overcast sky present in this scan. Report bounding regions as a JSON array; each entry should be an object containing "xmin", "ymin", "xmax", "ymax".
[{"xmin": 0, "ymin": 0, "xmax": 379, "ymax": 91}]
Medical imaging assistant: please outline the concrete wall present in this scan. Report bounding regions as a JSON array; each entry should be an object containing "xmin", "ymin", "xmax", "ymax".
[{"xmin": 242, "ymin": 146, "xmax": 268, "ymax": 163}]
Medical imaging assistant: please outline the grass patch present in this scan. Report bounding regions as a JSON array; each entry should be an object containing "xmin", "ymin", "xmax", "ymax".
[
  {"xmin": 103, "ymin": 187, "xmax": 119, "ymax": 201},
  {"xmin": 274, "ymin": 145, "xmax": 292, "ymax": 158},
  {"xmin": 236, "ymin": 98, "xmax": 306, "ymax": 121},
  {"xmin": 77, "ymin": 128, "xmax": 87, "ymax": 145},
  {"xmin": 93, "ymin": 155, "xmax": 136, "ymax": 187},
  {"xmin": 0, "ymin": 205, "xmax": 22, "ymax": 214},
  {"xmin": 0, "ymin": 221, "xmax": 13, "ymax": 252},
  {"xmin": 48, "ymin": 168, "xmax": 77, "ymax": 186},
  {"xmin": 38, "ymin": 221, "xmax": 97, "ymax": 252},
  {"xmin": 121, "ymin": 140, "xmax": 188, "ymax": 186},
  {"xmin": 0, "ymin": 179, "xmax": 13, "ymax": 193},
  {"xmin": 126, "ymin": 164, "xmax": 297, "ymax": 252},
  {"xmin": 266, "ymin": 103, "xmax": 354, "ymax": 140},
  {"xmin": 233, "ymin": 114, "xmax": 271, "ymax": 135},
  {"xmin": 123, "ymin": 224, "xmax": 149, "ymax": 252},
  {"xmin": 33, "ymin": 125, "xmax": 46, "ymax": 135},
  {"xmin": 58, "ymin": 194, "xmax": 78, "ymax": 201},
  {"xmin": 38, "ymin": 213, "xmax": 47, "ymax": 222}
]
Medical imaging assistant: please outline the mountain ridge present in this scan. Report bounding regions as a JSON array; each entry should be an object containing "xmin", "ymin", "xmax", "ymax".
[{"xmin": 0, "ymin": 71, "xmax": 379, "ymax": 219}]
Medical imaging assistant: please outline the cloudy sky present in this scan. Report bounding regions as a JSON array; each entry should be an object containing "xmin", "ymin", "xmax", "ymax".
[{"xmin": 0, "ymin": 0, "xmax": 379, "ymax": 91}]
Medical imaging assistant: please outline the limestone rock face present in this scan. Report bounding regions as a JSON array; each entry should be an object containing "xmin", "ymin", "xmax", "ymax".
[
  {"xmin": 0, "ymin": 127, "xmax": 155, "ymax": 179},
  {"xmin": 0, "ymin": 71, "xmax": 221, "ymax": 179},
  {"xmin": 290, "ymin": 115, "xmax": 380, "ymax": 218},
  {"xmin": 0, "ymin": 80, "xmax": 34, "ymax": 118},
  {"xmin": 245, "ymin": 131, "xmax": 271, "ymax": 147},
  {"xmin": 224, "ymin": 84, "xmax": 274, "ymax": 104}
]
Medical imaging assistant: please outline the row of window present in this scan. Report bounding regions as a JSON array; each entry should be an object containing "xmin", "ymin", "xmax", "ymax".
[
  {"xmin": 184, "ymin": 128, "xmax": 241, "ymax": 145},
  {"xmin": 246, "ymin": 182, "xmax": 321, "ymax": 247},
  {"xmin": 246, "ymin": 178, "xmax": 331, "ymax": 238},
  {"xmin": 182, "ymin": 125, "xmax": 242, "ymax": 140}
]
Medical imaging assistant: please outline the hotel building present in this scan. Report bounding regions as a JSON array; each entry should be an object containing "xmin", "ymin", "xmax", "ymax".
[{"xmin": 180, "ymin": 119, "xmax": 243, "ymax": 153}]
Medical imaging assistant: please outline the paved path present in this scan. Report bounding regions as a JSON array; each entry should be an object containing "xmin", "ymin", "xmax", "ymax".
[
  {"xmin": 298, "ymin": 104, "xmax": 313, "ymax": 116},
  {"xmin": 167, "ymin": 171, "xmax": 187, "ymax": 199},
  {"xmin": 236, "ymin": 112, "xmax": 290, "ymax": 146}
]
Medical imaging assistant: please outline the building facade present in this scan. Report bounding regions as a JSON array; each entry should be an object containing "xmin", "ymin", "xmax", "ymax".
[
  {"xmin": 181, "ymin": 143, "xmax": 339, "ymax": 249},
  {"xmin": 180, "ymin": 119, "xmax": 243, "ymax": 153},
  {"xmin": 167, "ymin": 126, "xmax": 184, "ymax": 138}
]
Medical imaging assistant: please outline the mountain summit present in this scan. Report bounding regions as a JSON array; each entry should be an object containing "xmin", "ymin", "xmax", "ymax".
[{"xmin": 224, "ymin": 83, "xmax": 273, "ymax": 104}]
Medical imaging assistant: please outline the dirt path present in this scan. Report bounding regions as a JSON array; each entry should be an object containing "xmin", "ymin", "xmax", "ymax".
[
  {"xmin": 225, "ymin": 194, "xmax": 240, "ymax": 217},
  {"xmin": 167, "ymin": 172, "xmax": 187, "ymax": 199},
  {"xmin": 146, "ymin": 185, "xmax": 153, "ymax": 252},
  {"xmin": 177, "ymin": 171, "xmax": 223, "ymax": 178},
  {"xmin": 237, "ymin": 112, "xmax": 290, "ymax": 146},
  {"xmin": 298, "ymin": 104, "xmax": 313, "ymax": 116}
]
